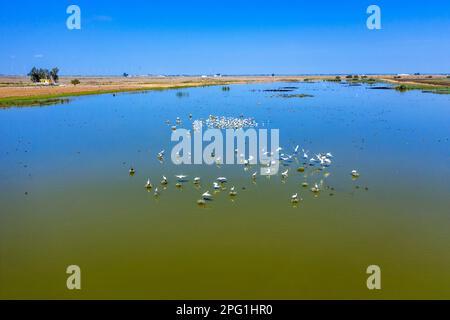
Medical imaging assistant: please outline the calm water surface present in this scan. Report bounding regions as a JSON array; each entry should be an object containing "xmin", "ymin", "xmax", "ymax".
[{"xmin": 1, "ymin": 82, "xmax": 449, "ymax": 298}]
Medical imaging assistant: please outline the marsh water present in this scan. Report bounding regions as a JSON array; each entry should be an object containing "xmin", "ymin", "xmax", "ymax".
[{"xmin": 1, "ymin": 81, "xmax": 450, "ymax": 299}]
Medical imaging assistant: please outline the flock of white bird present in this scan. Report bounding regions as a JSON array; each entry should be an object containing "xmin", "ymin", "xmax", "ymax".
[{"xmin": 128, "ymin": 116, "xmax": 361, "ymax": 206}]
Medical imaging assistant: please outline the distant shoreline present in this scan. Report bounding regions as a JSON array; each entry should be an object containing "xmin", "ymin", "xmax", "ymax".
[{"xmin": 1, "ymin": 75, "xmax": 449, "ymax": 107}]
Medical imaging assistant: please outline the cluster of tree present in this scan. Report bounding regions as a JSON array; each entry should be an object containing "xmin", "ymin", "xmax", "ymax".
[{"xmin": 28, "ymin": 67, "xmax": 59, "ymax": 83}]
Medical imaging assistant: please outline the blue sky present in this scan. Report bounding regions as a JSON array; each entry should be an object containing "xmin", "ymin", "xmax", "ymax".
[{"xmin": 1, "ymin": 0, "xmax": 449, "ymax": 75}]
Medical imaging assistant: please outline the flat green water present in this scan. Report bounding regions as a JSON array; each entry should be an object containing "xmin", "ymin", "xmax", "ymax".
[{"xmin": 1, "ymin": 82, "xmax": 449, "ymax": 299}]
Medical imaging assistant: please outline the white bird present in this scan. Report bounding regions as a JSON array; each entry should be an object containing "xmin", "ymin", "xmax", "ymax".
[
  {"xmin": 302, "ymin": 149, "xmax": 309, "ymax": 159},
  {"xmin": 217, "ymin": 177, "xmax": 227, "ymax": 183},
  {"xmin": 194, "ymin": 177, "xmax": 201, "ymax": 184},
  {"xmin": 129, "ymin": 167, "xmax": 135, "ymax": 175},
  {"xmin": 281, "ymin": 169, "xmax": 289, "ymax": 178},
  {"xmin": 175, "ymin": 175, "xmax": 187, "ymax": 181},
  {"xmin": 317, "ymin": 155, "xmax": 330, "ymax": 167},
  {"xmin": 244, "ymin": 156, "xmax": 254, "ymax": 166},
  {"xmin": 351, "ymin": 170, "xmax": 360, "ymax": 178},
  {"xmin": 202, "ymin": 191, "xmax": 212, "ymax": 200},
  {"xmin": 213, "ymin": 182, "xmax": 220, "ymax": 190},
  {"xmin": 161, "ymin": 176, "xmax": 168, "ymax": 185},
  {"xmin": 145, "ymin": 179, "xmax": 152, "ymax": 189},
  {"xmin": 154, "ymin": 187, "xmax": 160, "ymax": 196},
  {"xmin": 276, "ymin": 147, "xmax": 282, "ymax": 152},
  {"xmin": 291, "ymin": 193, "xmax": 299, "ymax": 203},
  {"xmin": 229, "ymin": 186, "xmax": 237, "ymax": 196},
  {"xmin": 311, "ymin": 183, "xmax": 320, "ymax": 193},
  {"xmin": 252, "ymin": 172, "xmax": 257, "ymax": 179},
  {"xmin": 294, "ymin": 145, "xmax": 299, "ymax": 153},
  {"xmin": 326, "ymin": 152, "xmax": 333, "ymax": 158}
]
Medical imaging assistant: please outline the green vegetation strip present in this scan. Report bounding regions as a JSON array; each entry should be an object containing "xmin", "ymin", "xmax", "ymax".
[
  {"xmin": 394, "ymin": 84, "xmax": 450, "ymax": 94},
  {"xmin": 0, "ymin": 96, "xmax": 71, "ymax": 108}
]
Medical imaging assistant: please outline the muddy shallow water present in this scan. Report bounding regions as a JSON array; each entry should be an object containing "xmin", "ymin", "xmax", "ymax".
[{"xmin": 1, "ymin": 81, "xmax": 449, "ymax": 299}]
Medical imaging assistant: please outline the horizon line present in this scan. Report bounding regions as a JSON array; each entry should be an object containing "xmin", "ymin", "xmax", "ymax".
[{"xmin": 1, "ymin": 72, "xmax": 449, "ymax": 78}]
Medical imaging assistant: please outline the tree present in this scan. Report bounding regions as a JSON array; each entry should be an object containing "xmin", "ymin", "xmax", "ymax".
[
  {"xmin": 71, "ymin": 79, "xmax": 80, "ymax": 86},
  {"xmin": 28, "ymin": 67, "xmax": 40, "ymax": 83},
  {"xmin": 50, "ymin": 68, "xmax": 59, "ymax": 83},
  {"xmin": 123, "ymin": 72, "xmax": 129, "ymax": 77},
  {"xmin": 28, "ymin": 67, "xmax": 49, "ymax": 83},
  {"xmin": 28, "ymin": 67, "xmax": 60, "ymax": 83}
]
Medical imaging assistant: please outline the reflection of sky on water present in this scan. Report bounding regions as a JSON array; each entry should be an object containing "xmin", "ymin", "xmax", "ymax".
[{"xmin": 0, "ymin": 82, "xmax": 449, "ymax": 298}]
